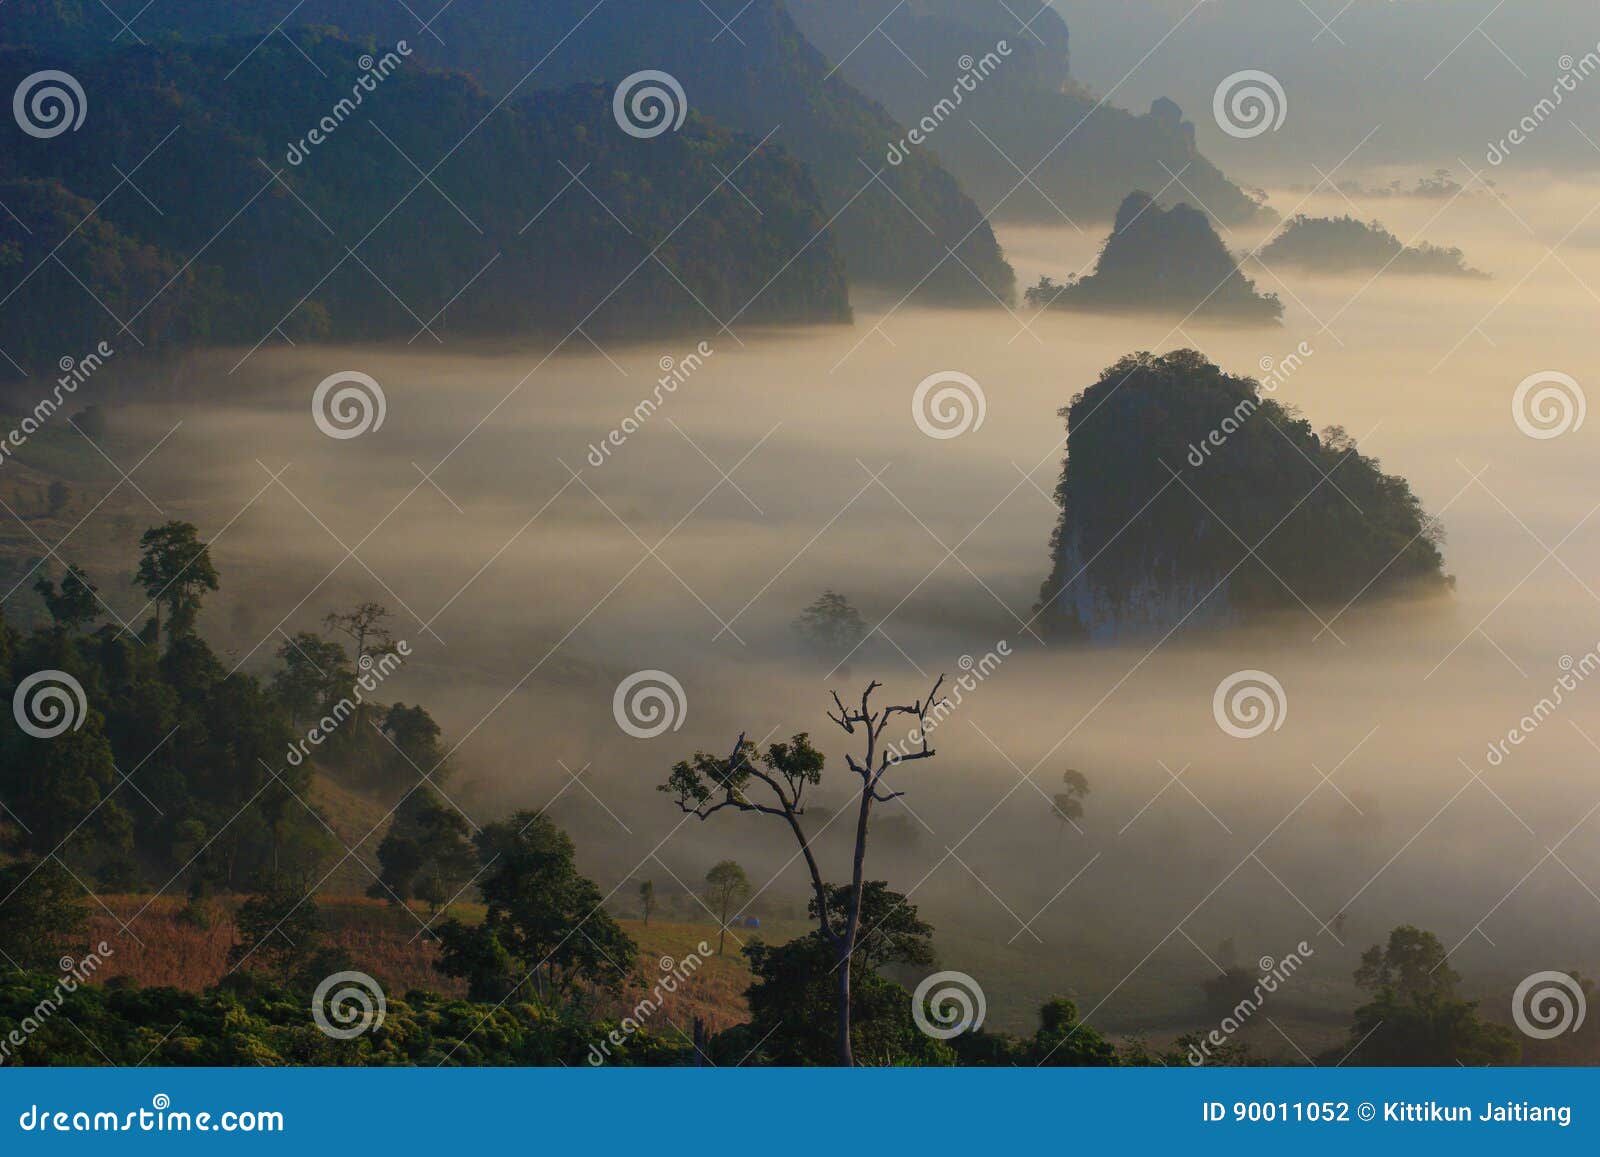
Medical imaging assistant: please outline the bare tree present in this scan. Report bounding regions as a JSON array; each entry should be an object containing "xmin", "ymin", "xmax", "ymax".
[
  {"xmin": 324, "ymin": 601, "xmax": 394, "ymax": 667},
  {"xmin": 659, "ymin": 676, "xmax": 944, "ymax": 1066}
]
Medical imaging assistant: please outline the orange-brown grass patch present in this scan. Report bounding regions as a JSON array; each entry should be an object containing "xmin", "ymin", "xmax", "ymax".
[
  {"xmin": 84, "ymin": 902, "xmax": 785, "ymax": 1037},
  {"xmin": 88, "ymin": 895, "xmax": 464, "ymax": 997}
]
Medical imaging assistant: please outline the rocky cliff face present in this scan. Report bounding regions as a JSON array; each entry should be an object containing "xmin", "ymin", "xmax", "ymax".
[{"xmin": 1036, "ymin": 351, "xmax": 1450, "ymax": 641}]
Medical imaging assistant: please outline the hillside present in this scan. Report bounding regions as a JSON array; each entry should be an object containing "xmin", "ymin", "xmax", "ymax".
[
  {"xmin": 1257, "ymin": 215, "xmax": 1488, "ymax": 279},
  {"xmin": 1036, "ymin": 350, "xmax": 1450, "ymax": 640},
  {"xmin": 785, "ymin": 0, "xmax": 1269, "ymax": 226},
  {"xmin": 3, "ymin": 0, "xmax": 1014, "ymax": 306},
  {"xmin": 0, "ymin": 33, "xmax": 850, "ymax": 371},
  {"xmin": 1027, "ymin": 193, "xmax": 1281, "ymax": 324}
]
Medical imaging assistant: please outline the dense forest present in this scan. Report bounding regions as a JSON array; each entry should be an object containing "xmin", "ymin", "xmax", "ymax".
[
  {"xmin": 3, "ymin": 0, "xmax": 1016, "ymax": 307},
  {"xmin": 0, "ymin": 32, "xmax": 851, "ymax": 372}
]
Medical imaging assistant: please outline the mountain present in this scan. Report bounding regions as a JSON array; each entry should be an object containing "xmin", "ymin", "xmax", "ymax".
[
  {"xmin": 1035, "ymin": 350, "xmax": 1450, "ymax": 641},
  {"xmin": 0, "ymin": 32, "xmax": 850, "ymax": 373},
  {"xmin": 3, "ymin": 0, "xmax": 1014, "ymax": 305},
  {"xmin": 1256, "ymin": 216, "xmax": 1488, "ymax": 279},
  {"xmin": 1054, "ymin": 0, "xmax": 1600, "ymax": 176},
  {"xmin": 784, "ymin": 0, "xmax": 1269, "ymax": 226},
  {"xmin": 1026, "ymin": 193, "xmax": 1281, "ymax": 324}
]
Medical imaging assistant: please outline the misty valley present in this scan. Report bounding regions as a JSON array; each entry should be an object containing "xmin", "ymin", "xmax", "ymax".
[{"xmin": 2, "ymin": 0, "xmax": 1599, "ymax": 1089}]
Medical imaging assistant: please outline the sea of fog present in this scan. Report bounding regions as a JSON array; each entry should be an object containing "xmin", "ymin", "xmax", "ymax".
[{"xmin": 67, "ymin": 175, "xmax": 1600, "ymax": 1039}]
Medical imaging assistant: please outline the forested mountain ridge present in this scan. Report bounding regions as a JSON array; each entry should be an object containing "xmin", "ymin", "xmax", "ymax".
[
  {"xmin": 3, "ymin": 0, "xmax": 1016, "ymax": 306},
  {"xmin": 0, "ymin": 32, "xmax": 851, "ymax": 372}
]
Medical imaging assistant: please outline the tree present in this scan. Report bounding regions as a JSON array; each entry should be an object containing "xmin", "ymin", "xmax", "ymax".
[
  {"xmin": 638, "ymin": 879, "xmax": 656, "ymax": 927},
  {"xmin": 1025, "ymin": 997, "xmax": 1119, "ymax": 1066},
  {"xmin": 1051, "ymin": 768, "xmax": 1090, "ymax": 837},
  {"xmin": 369, "ymin": 788, "xmax": 477, "ymax": 912},
  {"xmin": 743, "ymin": 884, "xmax": 943, "ymax": 1066},
  {"xmin": 0, "ymin": 859, "xmax": 88, "ymax": 970},
  {"xmin": 435, "ymin": 812, "xmax": 635, "ymax": 1007},
  {"xmin": 1354, "ymin": 924, "xmax": 1459, "ymax": 1001},
  {"xmin": 135, "ymin": 521, "xmax": 219, "ymax": 644},
  {"xmin": 793, "ymin": 590, "xmax": 866, "ymax": 654},
  {"xmin": 1339, "ymin": 924, "xmax": 1517, "ymax": 1065},
  {"xmin": 661, "ymin": 676, "xmax": 945, "ymax": 1065},
  {"xmin": 324, "ymin": 602, "xmax": 394, "ymax": 668},
  {"xmin": 704, "ymin": 860, "xmax": 750, "ymax": 954},
  {"xmin": 33, "ymin": 564, "xmax": 99, "ymax": 635},
  {"xmin": 270, "ymin": 632, "xmax": 352, "ymax": 727},
  {"xmin": 227, "ymin": 879, "xmax": 325, "ymax": 987}
]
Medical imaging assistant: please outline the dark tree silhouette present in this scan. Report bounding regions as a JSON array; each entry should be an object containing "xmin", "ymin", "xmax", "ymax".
[{"xmin": 660, "ymin": 676, "xmax": 945, "ymax": 1065}]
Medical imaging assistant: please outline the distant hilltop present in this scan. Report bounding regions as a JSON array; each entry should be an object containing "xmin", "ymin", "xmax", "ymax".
[
  {"xmin": 1027, "ymin": 194, "xmax": 1283, "ymax": 326},
  {"xmin": 1036, "ymin": 350, "xmax": 1451, "ymax": 641}
]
